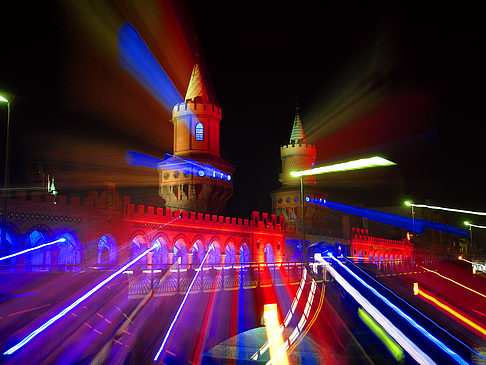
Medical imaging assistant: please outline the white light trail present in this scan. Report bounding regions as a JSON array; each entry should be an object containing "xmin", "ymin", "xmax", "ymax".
[
  {"xmin": 405, "ymin": 201, "xmax": 486, "ymax": 216},
  {"xmin": 0, "ymin": 238, "xmax": 66, "ymax": 261},
  {"xmin": 153, "ymin": 244, "xmax": 214, "ymax": 362}
]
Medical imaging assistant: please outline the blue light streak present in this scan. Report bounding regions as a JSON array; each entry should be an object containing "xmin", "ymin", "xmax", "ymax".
[
  {"xmin": 153, "ymin": 244, "xmax": 214, "ymax": 361},
  {"xmin": 345, "ymin": 257, "xmax": 486, "ymax": 362},
  {"xmin": 310, "ymin": 199, "xmax": 468, "ymax": 236},
  {"xmin": 125, "ymin": 151, "xmax": 232, "ymax": 181},
  {"xmin": 327, "ymin": 253, "xmax": 469, "ymax": 365},
  {"xmin": 0, "ymin": 238, "xmax": 66, "ymax": 262},
  {"xmin": 118, "ymin": 23, "xmax": 183, "ymax": 111},
  {"xmin": 3, "ymin": 218, "xmax": 181, "ymax": 356}
]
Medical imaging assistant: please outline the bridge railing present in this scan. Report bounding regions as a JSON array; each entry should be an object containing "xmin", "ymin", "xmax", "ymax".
[{"xmin": 125, "ymin": 261, "xmax": 307, "ymax": 297}]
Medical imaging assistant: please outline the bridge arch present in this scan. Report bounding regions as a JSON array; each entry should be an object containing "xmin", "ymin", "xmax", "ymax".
[
  {"xmin": 239, "ymin": 242, "xmax": 251, "ymax": 264},
  {"xmin": 172, "ymin": 234, "xmax": 188, "ymax": 264},
  {"xmin": 224, "ymin": 239, "xmax": 237, "ymax": 264},
  {"xmin": 25, "ymin": 229, "xmax": 52, "ymax": 271},
  {"xmin": 57, "ymin": 231, "xmax": 82, "ymax": 266},
  {"xmin": 152, "ymin": 235, "xmax": 169, "ymax": 265},
  {"xmin": 208, "ymin": 237, "xmax": 222, "ymax": 264},
  {"xmin": 130, "ymin": 232, "xmax": 150, "ymax": 264},
  {"xmin": 264, "ymin": 243, "xmax": 275, "ymax": 263},
  {"xmin": 190, "ymin": 236, "xmax": 205, "ymax": 265},
  {"xmin": 0, "ymin": 226, "xmax": 19, "ymax": 265},
  {"xmin": 97, "ymin": 234, "xmax": 118, "ymax": 264}
]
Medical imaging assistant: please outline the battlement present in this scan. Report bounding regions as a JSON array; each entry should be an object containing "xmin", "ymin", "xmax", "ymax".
[
  {"xmin": 351, "ymin": 227, "xmax": 411, "ymax": 247},
  {"xmin": 280, "ymin": 142, "xmax": 316, "ymax": 157},
  {"xmin": 1, "ymin": 190, "xmax": 89, "ymax": 214},
  {"xmin": 122, "ymin": 196, "xmax": 285, "ymax": 232},
  {"xmin": 172, "ymin": 101, "xmax": 222, "ymax": 119}
]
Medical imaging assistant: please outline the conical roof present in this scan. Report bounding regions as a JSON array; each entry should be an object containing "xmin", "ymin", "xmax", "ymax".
[
  {"xmin": 185, "ymin": 64, "xmax": 211, "ymax": 103},
  {"xmin": 290, "ymin": 107, "xmax": 306, "ymax": 143}
]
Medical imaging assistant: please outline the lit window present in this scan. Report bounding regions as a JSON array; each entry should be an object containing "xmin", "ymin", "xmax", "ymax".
[{"xmin": 195, "ymin": 122, "xmax": 204, "ymax": 141}]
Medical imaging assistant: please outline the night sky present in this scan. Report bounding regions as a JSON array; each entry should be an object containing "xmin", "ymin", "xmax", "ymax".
[{"xmin": 1, "ymin": 1, "xmax": 485, "ymax": 222}]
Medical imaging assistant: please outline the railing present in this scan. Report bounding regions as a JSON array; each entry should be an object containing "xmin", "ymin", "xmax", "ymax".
[{"xmin": 126, "ymin": 262, "xmax": 307, "ymax": 298}]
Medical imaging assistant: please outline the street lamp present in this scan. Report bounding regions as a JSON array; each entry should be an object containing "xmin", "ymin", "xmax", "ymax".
[
  {"xmin": 0, "ymin": 94, "xmax": 12, "ymax": 254},
  {"xmin": 464, "ymin": 221, "xmax": 486, "ymax": 250},
  {"xmin": 404, "ymin": 201, "xmax": 486, "ymax": 216},
  {"xmin": 290, "ymin": 156, "xmax": 396, "ymax": 262}
]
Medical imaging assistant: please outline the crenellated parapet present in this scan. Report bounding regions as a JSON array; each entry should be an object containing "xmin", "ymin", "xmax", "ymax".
[
  {"xmin": 172, "ymin": 101, "xmax": 222, "ymax": 120},
  {"xmin": 351, "ymin": 227, "xmax": 414, "ymax": 258}
]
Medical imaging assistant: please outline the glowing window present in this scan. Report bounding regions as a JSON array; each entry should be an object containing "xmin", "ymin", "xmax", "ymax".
[{"xmin": 195, "ymin": 122, "xmax": 204, "ymax": 141}]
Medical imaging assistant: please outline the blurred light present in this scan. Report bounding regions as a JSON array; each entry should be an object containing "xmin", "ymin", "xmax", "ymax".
[
  {"xmin": 406, "ymin": 202, "xmax": 486, "ymax": 216},
  {"xmin": 125, "ymin": 150, "xmax": 164, "ymax": 169},
  {"xmin": 325, "ymin": 253, "xmax": 469, "ymax": 365},
  {"xmin": 420, "ymin": 266, "xmax": 486, "ymax": 299},
  {"xmin": 0, "ymin": 95, "xmax": 8, "ymax": 103},
  {"xmin": 118, "ymin": 23, "xmax": 183, "ymax": 112},
  {"xmin": 413, "ymin": 283, "xmax": 419, "ymax": 296},
  {"xmin": 417, "ymin": 288, "xmax": 486, "ymax": 338},
  {"xmin": 315, "ymin": 254, "xmax": 435, "ymax": 364},
  {"xmin": 464, "ymin": 221, "xmax": 486, "ymax": 229},
  {"xmin": 3, "ymin": 241, "xmax": 156, "ymax": 356},
  {"xmin": 358, "ymin": 308, "xmax": 404, "ymax": 361},
  {"xmin": 153, "ymin": 244, "xmax": 214, "ymax": 361},
  {"xmin": 263, "ymin": 304, "xmax": 278, "ymax": 326},
  {"xmin": 404, "ymin": 201, "xmax": 412, "ymax": 207},
  {"xmin": 290, "ymin": 156, "xmax": 395, "ymax": 178},
  {"xmin": 0, "ymin": 238, "xmax": 66, "ymax": 262},
  {"xmin": 311, "ymin": 199, "xmax": 469, "ymax": 236}
]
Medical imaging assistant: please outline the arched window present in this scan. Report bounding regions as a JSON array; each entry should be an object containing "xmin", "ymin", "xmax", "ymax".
[{"xmin": 195, "ymin": 122, "xmax": 204, "ymax": 141}]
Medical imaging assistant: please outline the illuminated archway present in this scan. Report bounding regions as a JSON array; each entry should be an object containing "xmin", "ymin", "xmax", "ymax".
[
  {"xmin": 191, "ymin": 238, "xmax": 205, "ymax": 265},
  {"xmin": 131, "ymin": 234, "xmax": 149, "ymax": 264},
  {"xmin": 152, "ymin": 237, "xmax": 169, "ymax": 265},
  {"xmin": 25, "ymin": 230, "xmax": 49, "ymax": 271},
  {"xmin": 208, "ymin": 238, "xmax": 222, "ymax": 264},
  {"xmin": 57, "ymin": 232, "xmax": 82, "ymax": 267},
  {"xmin": 0, "ymin": 227, "xmax": 17, "ymax": 265},
  {"xmin": 264, "ymin": 244, "xmax": 275, "ymax": 263},
  {"xmin": 97, "ymin": 234, "xmax": 117, "ymax": 265},
  {"xmin": 224, "ymin": 242, "xmax": 237, "ymax": 264},
  {"xmin": 239, "ymin": 242, "xmax": 251, "ymax": 264},
  {"xmin": 173, "ymin": 238, "xmax": 188, "ymax": 265}
]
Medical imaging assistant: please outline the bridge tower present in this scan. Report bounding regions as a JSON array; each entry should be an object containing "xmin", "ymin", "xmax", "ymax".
[
  {"xmin": 158, "ymin": 64, "xmax": 234, "ymax": 215},
  {"xmin": 271, "ymin": 105, "xmax": 327, "ymax": 235}
]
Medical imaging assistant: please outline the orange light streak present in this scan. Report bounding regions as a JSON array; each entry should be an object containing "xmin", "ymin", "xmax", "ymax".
[{"xmin": 418, "ymin": 289, "xmax": 486, "ymax": 339}]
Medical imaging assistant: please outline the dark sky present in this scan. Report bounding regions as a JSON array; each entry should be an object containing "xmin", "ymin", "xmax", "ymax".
[{"xmin": 1, "ymin": 1, "xmax": 485, "ymax": 221}]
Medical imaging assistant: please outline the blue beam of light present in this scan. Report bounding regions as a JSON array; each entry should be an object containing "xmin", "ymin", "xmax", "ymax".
[
  {"xmin": 2, "ymin": 217, "xmax": 181, "ymax": 356},
  {"xmin": 311, "ymin": 199, "xmax": 469, "ymax": 236},
  {"xmin": 325, "ymin": 252, "xmax": 470, "ymax": 365},
  {"xmin": 0, "ymin": 238, "xmax": 66, "ymax": 262},
  {"xmin": 124, "ymin": 151, "xmax": 232, "ymax": 181},
  {"xmin": 315, "ymin": 253, "xmax": 435, "ymax": 364},
  {"xmin": 153, "ymin": 244, "xmax": 214, "ymax": 362},
  {"xmin": 118, "ymin": 23, "xmax": 183, "ymax": 112},
  {"xmin": 344, "ymin": 256, "xmax": 486, "ymax": 362},
  {"xmin": 124, "ymin": 150, "xmax": 164, "ymax": 169}
]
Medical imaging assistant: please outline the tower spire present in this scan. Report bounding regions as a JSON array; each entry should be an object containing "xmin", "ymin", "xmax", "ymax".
[
  {"xmin": 289, "ymin": 99, "xmax": 306, "ymax": 144},
  {"xmin": 185, "ymin": 64, "xmax": 211, "ymax": 104}
]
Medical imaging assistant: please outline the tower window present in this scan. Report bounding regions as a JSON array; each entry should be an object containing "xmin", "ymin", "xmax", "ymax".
[{"xmin": 195, "ymin": 122, "xmax": 204, "ymax": 141}]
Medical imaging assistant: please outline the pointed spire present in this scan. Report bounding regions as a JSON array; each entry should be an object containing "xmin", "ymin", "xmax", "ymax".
[
  {"xmin": 185, "ymin": 64, "xmax": 211, "ymax": 104},
  {"xmin": 289, "ymin": 102, "xmax": 306, "ymax": 144}
]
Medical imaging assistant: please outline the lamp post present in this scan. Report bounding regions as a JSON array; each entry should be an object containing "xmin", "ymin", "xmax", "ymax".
[
  {"xmin": 464, "ymin": 221, "xmax": 486, "ymax": 252},
  {"xmin": 0, "ymin": 95, "xmax": 11, "ymax": 254},
  {"xmin": 290, "ymin": 156, "xmax": 396, "ymax": 263}
]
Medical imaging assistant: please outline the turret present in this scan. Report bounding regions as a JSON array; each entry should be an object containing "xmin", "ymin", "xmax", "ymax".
[
  {"xmin": 159, "ymin": 64, "xmax": 233, "ymax": 215},
  {"xmin": 279, "ymin": 106, "xmax": 317, "ymax": 186}
]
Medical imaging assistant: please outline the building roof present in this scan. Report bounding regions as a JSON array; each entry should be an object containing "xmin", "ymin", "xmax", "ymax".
[
  {"xmin": 289, "ymin": 107, "xmax": 306, "ymax": 143},
  {"xmin": 185, "ymin": 64, "xmax": 212, "ymax": 104}
]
